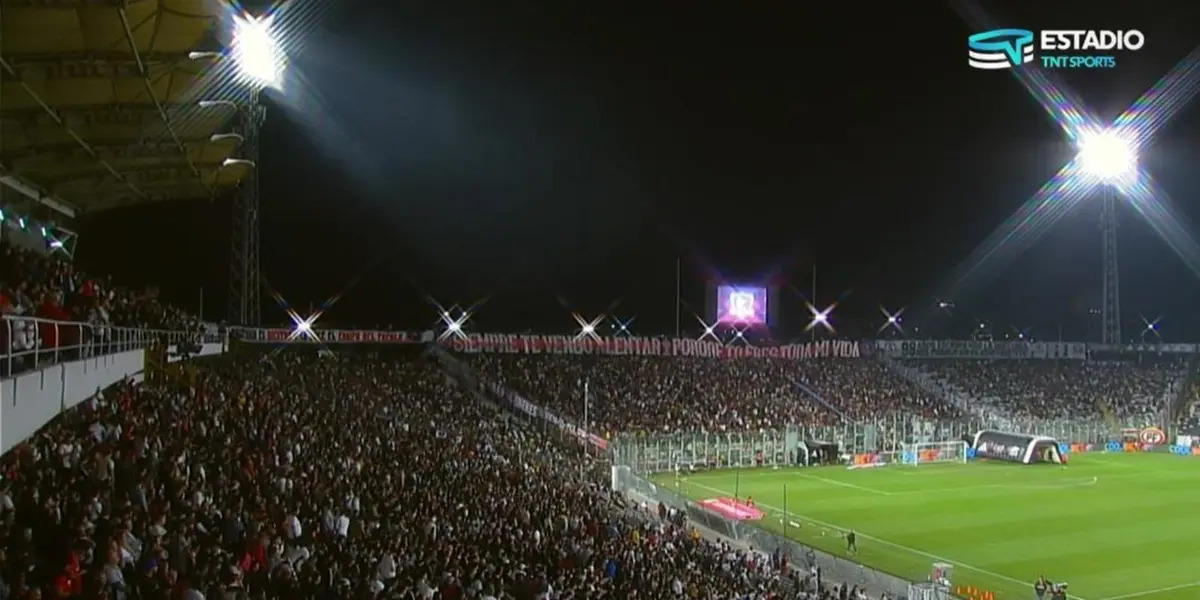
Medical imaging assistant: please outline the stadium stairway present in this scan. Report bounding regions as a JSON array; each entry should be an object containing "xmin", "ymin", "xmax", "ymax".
[
  {"xmin": 1094, "ymin": 398, "xmax": 1121, "ymax": 431},
  {"xmin": 789, "ymin": 377, "xmax": 852, "ymax": 421},
  {"xmin": 876, "ymin": 355, "xmax": 1019, "ymax": 429},
  {"xmin": 876, "ymin": 355, "xmax": 968, "ymax": 411}
]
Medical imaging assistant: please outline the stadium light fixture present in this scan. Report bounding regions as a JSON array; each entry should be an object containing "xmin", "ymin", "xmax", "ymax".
[
  {"xmin": 437, "ymin": 309, "xmax": 471, "ymax": 341},
  {"xmin": 1077, "ymin": 128, "xmax": 1138, "ymax": 185},
  {"xmin": 1140, "ymin": 314, "xmax": 1162, "ymax": 340},
  {"xmin": 231, "ymin": 13, "xmax": 285, "ymax": 90},
  {"xmin": 223, "ymin": 158, "xmax": 257, "ymax": 168},
  {"xmin": 804, "ymin": 302, "xmax": 835, "ymax": 333},
  {"xmin": 198, "ymin": 100, "xmax": 238, "ymax": 110},
  {"xmin": 878, "ymin": 306, "xmax": 905, "ymax": 334},
  {"xmin": 729, "ymin": 328, "xmax": 749, "ymax": 345},
  {"xmin": 612, "ymin": 315, "xmax": 636, "ymax": 336},
  {"xmin": 424, "ymin": 296, "xmax": 474, "ymax": 341},
  {"xmin": 210, "ymin": 133, "xmax": 245, "ymax": 144},
  {"xmin": 694, "ymin": 315, "xmax": 718, "ymax": 342},
  {"xmin": 573, "ymin": 313, "xmax": 604, "ymax": 341},
  {"xmin": 285, "ymin": 308, "xmax": 321, "ymax": 342}
]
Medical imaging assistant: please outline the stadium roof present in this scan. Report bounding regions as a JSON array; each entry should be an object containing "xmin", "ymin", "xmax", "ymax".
[{"xmin": 0, "ymin": 0, "xmax": 252, "ymax": 218}]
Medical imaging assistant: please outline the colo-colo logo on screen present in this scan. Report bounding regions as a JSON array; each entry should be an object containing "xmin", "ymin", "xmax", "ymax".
[{"xmin": 968, "ymin": 29, "xmax": 1144, "ymax": 70}]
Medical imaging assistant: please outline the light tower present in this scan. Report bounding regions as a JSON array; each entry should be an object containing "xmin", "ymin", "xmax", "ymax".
[
  {"xmin": 223, "ymin": 13, "xmax": 286, "ymax": 326},
  {"xmin": 1076, "ymin": 128, "xmax": 1138, "ymax": 345}
]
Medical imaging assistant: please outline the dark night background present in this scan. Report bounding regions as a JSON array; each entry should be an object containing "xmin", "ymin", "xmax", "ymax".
[{"xmin": 74, "ymin": 0, "xmax": 1200, "ymax": 342}]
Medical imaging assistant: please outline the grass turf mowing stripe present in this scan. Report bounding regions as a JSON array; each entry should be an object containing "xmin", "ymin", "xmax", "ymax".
[
  {"xmin": 1096, "ymin": 580, "xmax": 1200, "ymax": 600},
  {"xmin": 654, "ymin": 455, "xmax": 1200, "ymax": 600},
  {"xmin": 679, "ymin": 479, "xmax": 1073, "ymax": 600}
]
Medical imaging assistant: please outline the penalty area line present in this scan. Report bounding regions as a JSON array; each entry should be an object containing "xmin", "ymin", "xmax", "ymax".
[{"xmin": 684, "ymin": 480, "xmax": 1093, "ymax": 600}]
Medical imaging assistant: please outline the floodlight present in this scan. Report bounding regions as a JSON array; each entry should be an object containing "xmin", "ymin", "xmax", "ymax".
[
  {"xmin": 572, "ymin": 313, "xmax": 604, "ymax": 341},
  {"xmin": 231, "ymin": 13, "xmax": 285, "ymax": 89},
  {"xmin": 1077, "ymin": 129, "xmax": 1137, "ymax": 183},
  {"xmin": 694, "ymin": 315, "xmax": 719, "ymax": 341},
  {"xmin": 804, "ymin": 302, "xmax": 835, "ymax": 333}
]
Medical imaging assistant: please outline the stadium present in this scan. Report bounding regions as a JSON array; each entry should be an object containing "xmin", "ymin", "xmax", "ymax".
[{"xmin": 3, "ymin": 2, "xmax": 1200, "ymax": 600}]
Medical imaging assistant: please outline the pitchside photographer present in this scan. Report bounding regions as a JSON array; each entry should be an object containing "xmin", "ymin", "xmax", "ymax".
[{"xmin": 1035, "ymin": 577, "xmax": 1070, "ymax": 600}]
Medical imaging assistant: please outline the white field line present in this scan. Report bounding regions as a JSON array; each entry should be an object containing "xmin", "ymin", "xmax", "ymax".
[
  {"xmin": 784, "ymin": 473, "xmax": 1098, "ymax": 496},
  {"xmin": 1096, "ymin": 581, "xmax": 1200, "ymax": 600},
  {"xmin": 683, "ymin": 479, "xmax": 1093, "ymax": 600},
  {"xmin": 795, "ymin": 473, "xmax": 893, "ymax": 495}
]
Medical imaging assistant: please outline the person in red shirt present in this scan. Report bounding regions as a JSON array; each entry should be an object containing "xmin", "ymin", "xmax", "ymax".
[
  {"xmin": 36, "ymin": 290, "xmax": 72, "ymax": 350},
  {"xmin": 54, "ymin": 551, "xmax": 83, "ymax": 597}
]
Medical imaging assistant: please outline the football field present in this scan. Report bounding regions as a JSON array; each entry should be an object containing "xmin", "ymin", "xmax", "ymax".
[{"xmin": 649, "ymin": 453, "xmax": 1200, "ymax": 600}]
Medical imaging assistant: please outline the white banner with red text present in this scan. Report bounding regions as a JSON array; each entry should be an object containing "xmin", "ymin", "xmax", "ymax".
[
  {"xmin": 231, "ymin": 328, "xmax": 863, "ymax": 359},
  {"xmin": 446, "ymin": 334, "xmax": 862, "ymax": 359},
  {"xmin": 233, "ymin": 328, "xmax": 434, "ymax": 344}
]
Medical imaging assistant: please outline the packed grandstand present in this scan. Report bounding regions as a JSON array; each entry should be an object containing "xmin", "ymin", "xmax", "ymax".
[{"xmin": 4, "ymin": 231, "xmax": 1200, "ymax": 598}]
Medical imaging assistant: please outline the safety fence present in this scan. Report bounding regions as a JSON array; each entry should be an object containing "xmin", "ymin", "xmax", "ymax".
[
  {"xmin": 1, "ymin": 315, "xmax": 220, "ymax": 377},
  {"xmin": 611, "ymin": 416, "xmax": 1119, "ymax": 473}
]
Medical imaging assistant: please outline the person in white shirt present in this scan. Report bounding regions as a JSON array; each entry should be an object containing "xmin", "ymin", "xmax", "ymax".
[
  {"xmin": 284, "ymin": 514, "xmax": 302, "ymax": 540},
  {"xmin": 376, "ymin": 554, "xmax": 396, "ymax": 581}
]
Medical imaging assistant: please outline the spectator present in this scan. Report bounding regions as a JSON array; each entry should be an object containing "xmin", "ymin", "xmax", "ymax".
[{"xmin": 912, "ymin": 359, "xmax": 1178, "ymax": 424}]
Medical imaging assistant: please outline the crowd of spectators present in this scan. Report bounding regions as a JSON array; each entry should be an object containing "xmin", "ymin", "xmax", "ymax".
[
  {"xmin": 910, "ymin": 359, "xmax": 1178, "ymax": 424},
  {"xmin": 467, "ymin": 355, "xmax": 961, "ymax": 439},
  {"xmin": 0, "ymin": 348, "xmax": 880, "ymax": 599},
  {"xmin": 1178, "ymin": 378, "xmax": 1200, "ymax": 433},
  {"xmin": 0, "ymin": 240, "xmax": 201, "ymax": 373}
]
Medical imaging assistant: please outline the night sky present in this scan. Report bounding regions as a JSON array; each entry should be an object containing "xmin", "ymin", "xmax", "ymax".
[{"xmin": 76, "ymin": 0, "xmax": 1200, "ymax": 342}]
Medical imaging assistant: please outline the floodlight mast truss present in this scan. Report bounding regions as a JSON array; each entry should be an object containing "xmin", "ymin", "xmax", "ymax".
[
  {"xmin": 1101, "ymin": 192, "xmax": 1121, "ymax": 344},
  {"xmin": 229, "ymin": 89, "xmax": 265, "ymax": 326},
  {"xmin": 225, "ymin": 12, "xmax": 285, "ymax": 327}
]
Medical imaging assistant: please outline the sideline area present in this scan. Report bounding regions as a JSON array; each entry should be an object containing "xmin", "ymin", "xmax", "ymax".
[{"xmin": 651, "ymin": 454, "xmax": 1200, "ymax": 600}]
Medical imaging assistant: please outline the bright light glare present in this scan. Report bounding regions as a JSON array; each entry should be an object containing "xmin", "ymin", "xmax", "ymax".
[
  {"xmin": 296, "ymin": 321, "xmax": 311, "ymax": 333},
  {"xmin": 804, "ymin": 302, "xmax": 835, "ymax": 333},
  {"xmin": 232, "ymin": 14, "xmax": 285, "ymax": 89},
  {"xmin": 573, "ymin": 313, "xmax": 604, "ymax": 341},
  {"xmin": 1077, "ymin": 129, "xmax": 1137, "ymax": 182}
]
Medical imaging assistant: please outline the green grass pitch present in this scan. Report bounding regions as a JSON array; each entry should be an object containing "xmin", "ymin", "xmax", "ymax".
[{"xmin": 648, "ymin": 452, "xmax": 1200, "ymax": 600}]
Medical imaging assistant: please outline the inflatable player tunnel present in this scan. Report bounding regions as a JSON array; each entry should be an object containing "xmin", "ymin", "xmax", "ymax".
[{"xmin": 972, "ymin": 430, "xmax": 1064, "ymax": 465}]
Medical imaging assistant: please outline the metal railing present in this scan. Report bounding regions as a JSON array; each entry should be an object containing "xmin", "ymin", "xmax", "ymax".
[{"xmin": 1, "ymin": 314, "xmax": 218, "ymax": 377}]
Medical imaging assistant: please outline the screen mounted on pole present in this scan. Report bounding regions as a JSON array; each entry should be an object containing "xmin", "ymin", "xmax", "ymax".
[{"xmin": 716, "ymin": 285, "xmax": 768, "ymax": 325}]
